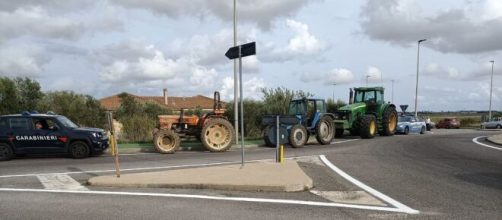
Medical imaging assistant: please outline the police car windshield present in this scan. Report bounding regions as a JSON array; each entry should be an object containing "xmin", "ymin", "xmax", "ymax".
[{"xmin": 57, "ymin": 116, "xmax": 79, "ymax": 128}]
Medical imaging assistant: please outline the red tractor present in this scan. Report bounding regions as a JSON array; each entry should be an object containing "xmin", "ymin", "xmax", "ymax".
[{"xmin": 153, "ymin": 92, "xmax": 235, "ymax": 154}]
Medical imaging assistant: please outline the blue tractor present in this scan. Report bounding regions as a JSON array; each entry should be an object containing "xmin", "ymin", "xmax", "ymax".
[{"xmin": 262, "ymin": 98, "xmax": 336, "ymax": 148}]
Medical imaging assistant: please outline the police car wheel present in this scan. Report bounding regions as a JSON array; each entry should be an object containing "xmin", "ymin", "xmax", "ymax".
[
  {"xmin": 0, "ymin": 143, "xmax": 14, "ymax": 161},
  {"xmin": 69, "ymin": 141, "xmax": 90, "ymax": 159}
]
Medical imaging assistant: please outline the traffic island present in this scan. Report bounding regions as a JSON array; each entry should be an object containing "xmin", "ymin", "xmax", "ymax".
[
  {"xmin": 487, "ymin": 134, "xmax": 502, "ymax": 145},
  {"xmin": 87, "ymin": 160, "xmax": 313, "ymax": 192}
]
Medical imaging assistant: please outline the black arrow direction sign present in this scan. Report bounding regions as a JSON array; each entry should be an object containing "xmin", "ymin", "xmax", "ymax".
[{"xmin": 225, "ymin": 42, "xmax": 256, "ymax": 60}]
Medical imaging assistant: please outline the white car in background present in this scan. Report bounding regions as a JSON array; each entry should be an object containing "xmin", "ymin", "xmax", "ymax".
[{"xmin": 481, "ymin": 119, "xmax": 502, "ymax": 129}]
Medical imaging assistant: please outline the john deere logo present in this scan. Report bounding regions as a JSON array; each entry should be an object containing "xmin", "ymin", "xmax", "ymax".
[{"xmin": 16, "ymin": 136, "xmax": 58, "ymax": 141}]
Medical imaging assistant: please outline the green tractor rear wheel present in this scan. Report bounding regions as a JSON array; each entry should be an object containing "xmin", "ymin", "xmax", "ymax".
[
  {"xmin": 380, "ymin": 106, "xmax": 398, "ymax": 136},
  {"xmin": 360, "ymin": 115, "xmax": 377, "ymax": 139}
]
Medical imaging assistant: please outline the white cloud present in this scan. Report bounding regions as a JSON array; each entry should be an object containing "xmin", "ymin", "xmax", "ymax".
[
  {"xmin": 300, "ymin": 68, "xmax": 355, "ymax": 85},
  {"xmin": 95, "ymin": 40, "xmax": 235, "ymax": 97},
  {"xmin": 424, "ymin": 63, "xmax": 468, "ymax": 80},
  {"xmin": 366, "ymin": 66, "xmax": 383, "ymax": 83},
  {"xmin": 262, "ymin": 19, "xmax": 327, "ymax": 62},
  {"xmin": 0, "ymin": 44, "xmax": 49, "ymax": 77},
  {"xmin": 0, "ymin": 6, "xmax": 83, "ymax": 42},
  {"xmin": 360, "ymin": 0, "xmax": 502, "ymax": 54},
  {"xmin": 110, "ymin": 0, "xmax": 314, "ymax": 30},
  {"xmin": 285, "ymin": 19, "xmax": 325, "ymax": 54},
  {"xmin": 0, "ymin": 4, "xmax": 122, "ymax": 43},
  {"xmin": 0, "ymin": 1, "xmax": 95, "ymax": 12},
  {"xmin": 242, "ymin": 56, "xmax": 260, "ymax": 74},
  {"xmin": 219, "ymin": 76, "xmax": 265, "ymax": 100},
  {"xmin": 189, "ymin": 67, "xmax": 218, "ymax": 90},
  {"xmin": 99, "ymin": 50, "xmax": 183, "ymax": 83},
  {"xmin": 168, "ymin": 29, "xmax": 259, "ymax": 71}
]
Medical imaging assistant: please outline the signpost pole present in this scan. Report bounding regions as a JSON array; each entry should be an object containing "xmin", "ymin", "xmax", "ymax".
[
  {"xmin": 239, "ymin": 46, "xmax": 245, "ymax": 167},
  {"xmin": 233, "ymin": 0, "xmax": 239, "ymax": 145},
  {"xmin": 224, "ymin": 41, "xmax": 256, "ymax": 167},
  {"xmin": 276, "ymin": 115, "xmax": 280, "ymax": 163}
]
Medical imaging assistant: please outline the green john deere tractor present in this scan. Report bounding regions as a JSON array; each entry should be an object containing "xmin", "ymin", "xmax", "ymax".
[{"xmin": 333, "ymin": 87, "xmax": 397, "ymax": 139}]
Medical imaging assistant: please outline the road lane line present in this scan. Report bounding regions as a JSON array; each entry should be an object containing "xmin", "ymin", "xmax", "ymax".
[
  {"xmin": 319, "ymin": 155, "xmax": 420, "ymax": 214},
  {"xmin": 37, "ymin": 174, "xmax": 88, "ymax": 191},
  {"xmin": 0, "ymin": 155, "xmax": 317, "ymax": 179},
  {"xmin": 0, "ymin": 188, "xmax": 410, "ymax": 213},
  {"xmin": 472, "ymin": 136, "xmax": 502, "ymax": 151},
  {"xmin": 331, "ymin": 139, "xmax": 360, "ymax": 144}
]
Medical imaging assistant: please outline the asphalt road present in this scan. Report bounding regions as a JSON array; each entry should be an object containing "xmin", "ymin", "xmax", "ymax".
[{"xmin": 0, "ymin": 129, "xmax": 501, "ymax": 219}]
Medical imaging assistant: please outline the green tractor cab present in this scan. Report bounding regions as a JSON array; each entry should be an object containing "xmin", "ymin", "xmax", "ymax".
[
  {"xmin": 334, "ymin": 87, "xmax": 397, "ymax": 139},
  {"xmin": 262, "ymin": 98, "xmax": 336, "ymax": 148}
]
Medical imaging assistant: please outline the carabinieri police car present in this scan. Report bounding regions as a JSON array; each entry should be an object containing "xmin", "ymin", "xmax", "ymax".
[{"xmin": 0, "ymin": 111, "xmax": 108, "ymax": 161}]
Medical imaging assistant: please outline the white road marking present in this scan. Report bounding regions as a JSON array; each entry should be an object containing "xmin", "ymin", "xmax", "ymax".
[
  {"xmin": 37, "ymin": 174, "xmax": 88, "ymax": 191},
  {"xmin": 331, "ymin": 139, "xmax": 360, "ymax": 144},
  {"xmin": 0, "ymin": 155, "xmax": 317, "ymax": 179},
  {"xmin": 472, "ymin": 136, "xmax": 502, "ymax": 151},
  {"xmin": 319, "ymin": 155, "xmax": 419, "ymax": 214},
  {"xmin": 0, "ymin": 188, "xmax": 410, "ymax": 213},
  {"xmin": 115, "ymin": 153, "xmax": 158, "ymax": 156}
]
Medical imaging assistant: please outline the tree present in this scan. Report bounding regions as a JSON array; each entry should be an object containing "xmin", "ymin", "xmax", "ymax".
[
  {"xmin": 14, "ymin": 77, "xmax": 44, "ymax": 111},
  {"xmin": 261, "ymin": 87, "xmax": 314, "ymax": 115},
  {"xmin": 0, "ymin": 77, "xmax": 19, "ymax": 114},
  {"xmin": 326, "ymin": 98, "xmax": 347, "ymax": 113},
  {"xmin": 225, "ymin": 100, "xmax": 266, "ymax": 138},
  {"xmin": 114, "ymin": 93, "xmax": 162, "ymax": 142},
  {"xmin": 38, "ymin": 91, "xmax": 106, "ymax": 128}
]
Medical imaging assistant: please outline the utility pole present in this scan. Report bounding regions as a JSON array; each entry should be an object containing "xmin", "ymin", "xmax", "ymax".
[
  {"xmin": 415, "ymin": 39, "xmax": 426, "ymax": 118},
  {"xmin": 391, "ymin": 79, "xmax": 395, "ymax": 103},
  {"xmin": 489, "ymin": 60, "xmax": 495, "ymax": 121},
  {"xmin": 331, "ymin": 83, "xmax": 336, "ymax": 102},
  {"xmin": 233, "ymin": 0, "xmax": 239, "ymax": 144}
]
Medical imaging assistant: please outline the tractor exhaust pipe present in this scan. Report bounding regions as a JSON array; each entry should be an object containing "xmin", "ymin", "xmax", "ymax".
[{"xmin": 349, "ymin": 88, "xmax": 354, "ymax": 104}]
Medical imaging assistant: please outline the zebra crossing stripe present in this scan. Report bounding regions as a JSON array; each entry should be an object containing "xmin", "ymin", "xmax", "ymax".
[{"xmin": 37, "ymin": 174, "xmax": 88, "ymax": 191}]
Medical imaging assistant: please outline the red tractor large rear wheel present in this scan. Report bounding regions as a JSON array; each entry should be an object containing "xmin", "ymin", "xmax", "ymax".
[{"xmin": 200, "ymin": 118, "xmax": 235, "ymax": 152}]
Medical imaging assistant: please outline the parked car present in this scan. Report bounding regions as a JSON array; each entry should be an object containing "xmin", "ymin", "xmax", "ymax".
[
  {"xmin": 436, "ymin": 118, "xmax": 460, "ymax": 129},
  {"xmin": 0, "ymin": 111, "xmax": 109, "ymax": 161},
  {"xmin": 397, "ymin": 115, "xmax": 427, "ymax": 135},
  {"xmin": 481, "ymin": 119, "xmax": 502, "ymax": 129}
]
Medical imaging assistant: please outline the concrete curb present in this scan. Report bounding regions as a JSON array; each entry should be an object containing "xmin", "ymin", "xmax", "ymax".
[
  {"xmin": 88, "ymin": 160, "xmax": 313, "ymax": 192},
  {"xmin": 487, "ymin": 134, "xmax": 502, "ymax": 146}
]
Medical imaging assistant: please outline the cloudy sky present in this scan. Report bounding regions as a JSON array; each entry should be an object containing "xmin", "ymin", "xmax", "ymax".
[{"xmin": 0, "ymin": 0, "xmax": 501, "ymax": 111}]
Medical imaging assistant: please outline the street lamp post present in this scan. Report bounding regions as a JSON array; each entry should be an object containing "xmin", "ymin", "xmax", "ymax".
[
  {"xmin": 366, "ymin": 75, "xmax": 371, "ymax": 86},
  {"xmin": 391, "ymin": 79, "xmax": 395, "ymax": 103},
  {"xmin": 331, "ymin": 83, "xmax": 336, "ymax": 102},
  {"xmin": 489, "ymin": 60, "xmax": 495, "ymax": 121},
  {"xmin": 415, "ymin": 39, "xmax": 426, "ymax": 118}
]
